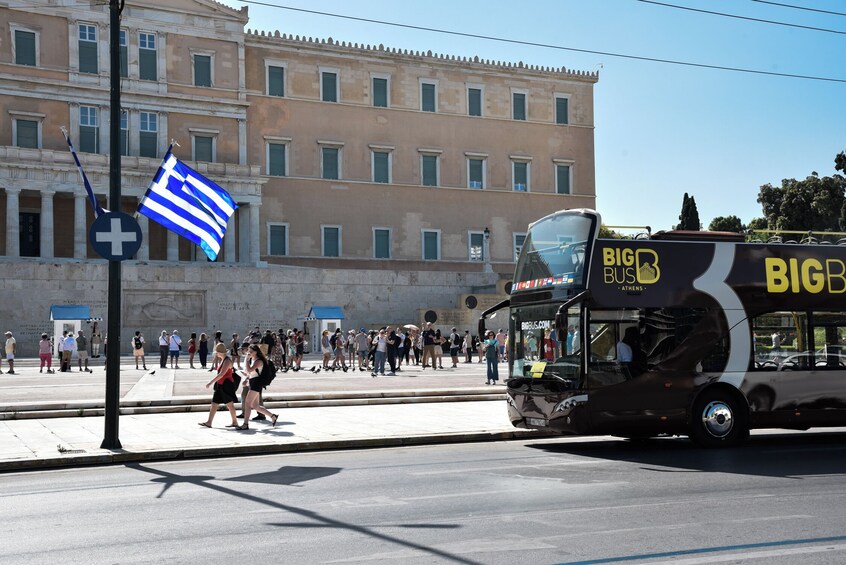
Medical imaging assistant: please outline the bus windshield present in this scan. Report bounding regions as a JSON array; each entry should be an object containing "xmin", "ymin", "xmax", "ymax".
[
  {"xmin": 513, "ymin": 213, "xmax": 595, "ymax": 293},
  {"xmin": 510, "ymin": 303, "xmax": 583, "ymax": 390}
]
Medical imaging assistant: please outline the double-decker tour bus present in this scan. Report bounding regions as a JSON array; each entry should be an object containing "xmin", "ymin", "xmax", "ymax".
[{"xmin": 481, "ymin": 208, "xmax": 846, "ymax": 446}]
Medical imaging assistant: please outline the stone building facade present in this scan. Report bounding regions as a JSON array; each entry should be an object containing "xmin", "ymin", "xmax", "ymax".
[{"xmin": 0, "ymin": 0, "xmax": 598, "ymax": 354}]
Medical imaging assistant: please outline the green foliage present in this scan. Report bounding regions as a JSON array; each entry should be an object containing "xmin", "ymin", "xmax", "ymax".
[
  {"xmin": 708, "ymin": 215, "xmax": 744, "ymax": 232},
  {"xmin": 747, "ymin": 217, "xmax": 768, "ymax": 231},
  {"xmin": 756, "ymin": 162, "xmax": 846, "ymax": 231},
  {"xmin": 676, "ymin": 193, "xmax": 701, "ymax": 230},
  {"xmin": 598, "ymin": 225, "xmax": 624, "ymax": 239}
]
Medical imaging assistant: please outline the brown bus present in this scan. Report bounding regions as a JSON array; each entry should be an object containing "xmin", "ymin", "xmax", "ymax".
[{"xmin": 485, "ymin": 208, "xmax": 846, "ymax": 446}]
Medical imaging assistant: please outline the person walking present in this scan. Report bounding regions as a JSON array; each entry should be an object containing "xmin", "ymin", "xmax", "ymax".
[
  {"xmin": 236, "ymin": 344, "xmax": 279, "ymax": 430},
  {"xmin": 332, "ymin": 329, "xmax": 347, "ymax": 371},
  {"xmin": 386, "ymin": 326, "xmax": 398, "ymax": 375},
  {"xmin": 449, "ymin": 327, "xmax": 461, "ymax": 368},
  {"xmin": 198, "ymin": 333, "xmax": 209, "ymax": 369},
  {"xmin": 62, "ymin": 331, "xmax": 76, "ymax": 372},
  {"xmin": 355, "ymin": 328, "xmax": 369, "ymax": 372},
  {"xmin": 168, "ymin": 330, "xmax": 182, "ymax": 369},
  {"xmin": 187, "ymin": 333, "xmax": 197, "ymax": 369},
  {"xmin": 421, "ymin": 322, "xmax": 436, "ymax": 369},
  {"xmin": 433, "ymin": 329, "xmax": 445, "ymax": 369},
  {"xmin": 158, "ymin": 330, "xmax": 169, "ymax": 368},
  {"xmin": 230, "ymin": 333, "xmax": 242, "ymax": 370},
  {"xmin": 91, "ymin": 323, "xmax": 102, "ymax": 358},
  {"xmin": 319, "ymin": 330, "xmax": 331, "ymax": 370},
  {"xmin": 132, "ymin": 331, "xmax": 147, "ymax": 370},
  {"xmin": 464, "ymin": 330, "xmax": 473, "ymax": 363},
  {"xmin": 198, "ymin": 345, "xmax": 240, "ymax": 429},
  {"xmin": 4, "ymin": 331, "xmax": 16, "ymax": 374},
  {"xmin": 483, "ymin": 330, "xmax": 500, "ymax": 385},
  {"xmin": 38, "ymin": 333, "xmax": 54, "ymax": 373},
  {"xmin": 371, "ymin": 329, "xmax": 387, "ymax": 377},
  {"xmin": 76, "ymin": 330, "xmax": 92, "ymax": 372}
]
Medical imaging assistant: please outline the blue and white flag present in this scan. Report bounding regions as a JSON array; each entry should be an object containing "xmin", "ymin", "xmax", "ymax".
[
  {"xmin": 60, "ymin": 127, "xmax": 106, "ymax": 217},
  {"xmin": 138, "ymin": 147, "xmax": 238, "ymax": 261}
]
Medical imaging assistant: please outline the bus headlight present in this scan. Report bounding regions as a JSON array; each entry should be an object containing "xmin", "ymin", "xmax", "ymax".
[{"xmin": 555, "ymin": 394, "xmax": 588, "ymax": 413}]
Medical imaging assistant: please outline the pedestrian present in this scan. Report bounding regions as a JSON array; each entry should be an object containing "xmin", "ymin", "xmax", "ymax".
[
  {"xmin": 230, "ymin": 333, "xmax": 242, "ymax": 370},
  {"xmin": 188, "ymin": 332, "xmax": 197, "ymax": 368},
  {"xmin": 413, "ymin": 329, "xmax": 422, "ymax": 365},
  {"xmin": 346, "ymin": 330, "xmax": 356, "ymax": 369},
  {"xmin": 39, "ymin": 333, "xmax": 54, "ymax": 373},
  {"xmin": 433, "ymin": 329, "xmax": 445, "ymax": 369},
  {"xmin": 421, "ymin": 322, "xmax": 436, "ymax": 369},
  {"xmin": 464, "ymin": 330, "xmax": 473, "ymax": 363},
  {"xmin": 236, "ymin": 344, "xmax": 279, "ymax": 429},
  {"xmin": 57, "ymin": 330, "xmax": 67, "ymax": 368},
  {"xmin": 211, "ymin": 331, "xmax": 224, "ymax": 371},
  {"xmin": 198, "ymin": 332, "xmax": 209, "ymax": 369},
  {"xmin": 4, "ymin": 331, "xmax": 16, "ymax": 374},
  {"xmin": 169, "ymin": 329, "xmax": 182, "ymax": 369},
  {"xmin": 483, "ymin": 330, "xmax": 500, "ymax": 385},
  {"xmin": 62, "ymin": 331, "xmax": 76, "ymax": 372},
  {"xmin": 320, "ymin": 330, "xmax": 331, "ymax": 370},
  {"xmin": 332, "ymin": 329, "xmax": 347, "ymax": 371},
  {"xmin": 76, "ymin": 330, "xmax": 92, "ymax": 372},
  {"xmin": 158, "ymin": 330, "xmax": 169, "ymax": 368},
  {"xmin": 294, "ymin": 330, "xmax": 305, "ymax": 371},
  {"xmin": 91, "ymin": 322, "xmax": 102, "ymax": 358},
  {"xmin": 371, "ymin": 329, "xmax": 387, "ymax": 377},
  {"xmin": 132, "ymin": 331, "xmax": 147, "ymax": 370},
  {"xmin": 403, "ymin": 330, "xmax": 412, "ymax": 366},
  {"xmin": 198, "ymin": 343, "xmax": 240, "ymax": 429},
  {"xmin": 395, "ymin": 327, "xmax": 405, "ymax": 369},
  {"xmin": 475, "ymin": 334, "xmax": 484, "ymax": 363},
  {"xmin": 449, "ymin": 327, "xmax": 461, "ymax": 368},
  {"xmin": 274, "ymin": 330, "xmax": 285, "ymax": 370},
  {"xmin": 261, "ymin": 329, "xmax": 275, "ymax": 359},
  {"xmin": 355, "ymin": 328, "xmax": 369, "ymax": 371}
]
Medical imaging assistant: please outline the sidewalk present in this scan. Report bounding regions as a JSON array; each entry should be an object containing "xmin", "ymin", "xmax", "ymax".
[{"xmin": 0, "ymin": 355, "xmax": 545, "ymax": 471}]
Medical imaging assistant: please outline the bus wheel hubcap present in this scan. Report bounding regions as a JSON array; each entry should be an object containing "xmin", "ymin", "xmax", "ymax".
[{"xmin": 702, "ymin": 401, "xmax": 733, "ymax": 437}]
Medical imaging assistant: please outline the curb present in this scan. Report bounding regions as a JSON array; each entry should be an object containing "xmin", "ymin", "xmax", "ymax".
[{"xmin": 0, "ymin": 428, "xmax": 553, "ymax": 473}]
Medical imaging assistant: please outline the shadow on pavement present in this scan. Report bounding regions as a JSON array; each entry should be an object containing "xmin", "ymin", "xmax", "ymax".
[{"xmin": 225, "ymin": 465, "xmax": 341, "ymax": 486}]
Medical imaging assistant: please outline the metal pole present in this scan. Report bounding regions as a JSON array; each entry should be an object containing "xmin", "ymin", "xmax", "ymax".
[{"xmin": 101, "ymin": 0, "xmax": 123, "ymax": 449}]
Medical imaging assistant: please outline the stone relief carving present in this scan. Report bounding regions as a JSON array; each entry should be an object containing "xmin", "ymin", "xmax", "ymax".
[{"xmin": 124, "ymin": 290, "xmax": 206, "ymax": 326}]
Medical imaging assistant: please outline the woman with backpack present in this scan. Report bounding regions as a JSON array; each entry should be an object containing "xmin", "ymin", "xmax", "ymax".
[
  {"xmin": 133, "ymin": 331, "xmax": 147, "ymax": 371},
  {"xmin": 236, "ymin": 344, "xmax": 278, "ymax": 430}
]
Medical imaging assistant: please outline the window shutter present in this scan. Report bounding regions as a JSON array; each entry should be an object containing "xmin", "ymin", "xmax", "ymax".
[
  {"xmin": 268, "ymin": 66, "xmax": 284, "ymax": 96},
  {"xmin": 322, "ymin": 148, "xmax": 339, "ymax": 179},
  {"xmin": 79, "ymin": 40, "xmax": 98, "ymax": 74},
  {"xmin": 139, "ymin": 49, "xmax": 157, "ymax": 81},
  {"xmin": 194, "ymin": 55, "xmax": 211, "ymax": 87},
  {"xmin": 373, "ymin": 152, "xmax": 389, "ymax": 183},
  {"xmin": 373, "ymin": 78, "xmax": 387, "ymax": 107},
  {"xmin": 557, "ymin": 165, "xmax": 571, "ymax": 194},
  {"xmin": 374, "ymin": 229, "xmax": 390, "ymax": 258},
  {"xmin": 270, "ymin": 225, "xmax": 287, "ymax": 256},
  {"xmin": 421, "ymin": 83, "xmax": 435, "ymax": 112},
  {"xmin": 15, "ymin": 31, "xmax": 36, "ymax": 66},
  {"xmin": 468, "ymin": 88, "xmax": 481, "ymax": 116},
  {"xmin": 513, "ymin": 93, "xmax": 526, "ymax": 120},
  {"xmin": 269, "ymin": 143, "xmax": 286, "ymax": 176},
  {"xmin": 556, "ymin": 97, "xmax": 569, "ymax": 124},
  {"xmin": 16, "ymin": 120, "xmax": 38, "ymax": 148},
  {"xmin": 422, "ymin": 155, "xmax": 437, "ymax": 186},
  {"xmin": 195, "ymin": 137, "xmax": 213, "ymax": 162},
  {"xmin": 322, "ymin": 72, "xmax": 337, "ymax": 102}
]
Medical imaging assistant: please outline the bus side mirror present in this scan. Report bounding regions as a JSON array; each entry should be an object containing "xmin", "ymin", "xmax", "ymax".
[
  {"xmin": 554, "ymin": 309, "xmax": 566, "ymax": 343},
  {"xmin": 478, "ymin": 319, "xmax": 486, "ymax": 338}
]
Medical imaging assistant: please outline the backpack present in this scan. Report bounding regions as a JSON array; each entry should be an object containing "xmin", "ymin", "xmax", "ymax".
[
  {"xmin": 452, "ymin": 333, "xmax": 461, "ymax": 347},
  {"xmin": 330, "ymin": 334, "xmax": 337, "ymax": 349},
  {"xmin": 134, "ymin": 336, "xmax": 143, "ymax": 350},
  {"xmin": 261, "ymin": 359, "xmax": 277, "ymax": 385}
]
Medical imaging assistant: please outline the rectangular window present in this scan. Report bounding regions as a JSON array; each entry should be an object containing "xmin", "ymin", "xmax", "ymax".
[
  {"xmin": 468, "ymin": 158, "xmax": 484, "ymax": 189},
  {"xmin": 373, "ymin": 151, "xmax": 390, "ymax": 183},
  {"xmin": 79, "ymin": 106, "xmax": 99, "ymax": 153},
  {"xmin": 374, "ymin": 228, "xmax": 390, "ymax": 259},
  {"xmin": 78, "ymin": 24, "xmax": 98, "ymax": 74},
  {"xmin": 556, "ymin": 164, "xmax": 571, "ymax": 194},
  {"xmin": 422, "ymin": 155, "xmax": 438, "ymax": 187},
  {"xmin": 514, "ymin": 233, "xmax": 526, "ymax": 262},
  {"xmin": 422, "ymin": 230, "xmax": 440, "ymax": 260},
  {"xmin": 15, "ymin": 119, "xmax": 38, "ymax": 148},
  {"xmin": 14, "ymin": 30, "xmax": 36, "ymax": 66},
  {"xmin": 119, "ymin": 30, "xmax": 128, "ymax": 78},
  {"xmin": 555, "ymin": 96, "xmax": 569, "ymax": 125},
  {"xmin": 268, "ymin": 224, "xmax": 288, "ymax": 256},
  {"xmin": 268, "ymin": 65, "xmax": 285, "ymax": 97},
  {"xmin": 119, "ymin": 111, "xmax": 128, "ymax": 156},
  {"xmin": 751, "ymin": 311, "xmax": 809, "ymax": 372},
  {"xmin": 421, "ymin": 82, "xmax": 436, "ymax": 112},
  {"xmin": 372, "ymin": 77, "xmax": 388, "ymax": 107},
  {"xmin": 268, "ymin": 143, "xmax": 286, "ymax": 176},
  {"xmin": 194, "ymin": 135, "xmax": 214, "ymax": 162},
  {"xmin": 139, "ymin": 32, "xmax": 157, "ymax": 81},
  {"xmin": 513, "ymin": 161, "xmax": 528, "ymax": 192},
  {"xmin": 469, "ymin": 232, "xmax": 484, "ymax": 261},
  {"xmin": 321, "ymin": 71, "xmax": 338, "ymax": 102},
  {"xmin": 468, "ymin": 87, "xmax": 482, "ymax": 117},
  {"xmin": 139, "ymin": 112, "xmax": 157, "ymax": 158},
  {"xmin": 322, "ymin": 226, "xmax": 340, "ymax": 257},
  {"xmin": 321, "ymin": 147, "xmax": 339, "ymax": 180},
  {"xmin": 193, "ymin": 54, "xmax": 211, "ymax": 87},
  {"xmin": 513, "ymin": 92, "xmax": 526, "ymax": 120}
]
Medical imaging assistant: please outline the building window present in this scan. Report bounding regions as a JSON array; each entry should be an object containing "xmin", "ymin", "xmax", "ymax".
[
  {"xmin": 13, "ymin": 29, "xmax": 37, "ymax": 67},
  {"xmin": 139, "ymin": 32, "xmax": 157, "ymax": 81},
  {"xmin": 268, "ymin": 223, "xmax": 288, "ymax": 256},
  {"xmin": 78, "ymin": 24, "xmax": 98, "ymax": 74},
  {"xmin": 267, "ymin": 63, "xmax": 285, "ymax": 97},
  {"xmin": 267, "ymin": 142, "xmax": 288, "ymax": 176},
  {"xmin": 372, "ymin": 150, "xmax": 390, "ymax": 183},
  {"xmin": 374, "ymin": 228, "xmax": 391, "ymax": 259},
  {"xmin": 421, "ymin": 154, "xmax": 439, "ymax": 187},
  {"xmin": 512, "ymin": 160, "xmax": 530, "ymax": 192},
  {"xmin": 467, "ymin": 157, "xmax": 486, "ymax": 189},
  {"xmin": 14, "ymin": 118, "xmax": 39, "ymax": 148},
  {"xmin": 555, "ymin": 163, "xmax": 572, "ymax": 194},
  {"xmin": 321, "ymin": 69, "xmax": 338, "ymax": 102},
  {"xmin": 469, "ymin": 231, "xmax": 484, "ymax": 262},
  {"xmin": 422, "ymin": 230, "xmax": 440, "ymax": 260},
  {"xmin": 193, "ymin": 135, "xmax": 214, "ymax": 162},
  {"xmin": 139, "ymin": 112, "xmax": 158, "ymax": 158},
  {"xmin": 193, "ymin": 53, "xmax": 212, "ymax": 87},
  {"xmin": 79, "ymin": 106, "xmax": 99, "ymax": 153},
  {"xmin": 320, "ymin": 144, "xmax": 342, "ymax": 180},
  {"xmin": 119, "ymin": 110, "xmax": 128, "ymax": 156},
  {"xmin": 20, "ymin": 211, "xmax": 40, "ymax": 257},
  {"xmin": 514, "ymin": 233, "xmax": 527, "ymax": 262},
  {"xmin": 555, "ymin": 95, "xmax": 570, "ymax": 125},
  {"xmin": 420, "ymin": 80, "xmax": 437, "ymax": 112},
  {"xmin": 467, "ymin": 86, "xmax": 482, "ymax": 117},
  {"xmin": 322, "ymin": 225, "xmax": 341, "ymax": 257},
  {"xmin": 372, "ymin": 75, "xmax": 389, "ymax": 107},
  {"xmin": 119, "ymin": 29, "xmax": 128, "ymax": 78},
  {"xmin": 512, "ymin": 90, "xmax": 527, "ymax": 120}
]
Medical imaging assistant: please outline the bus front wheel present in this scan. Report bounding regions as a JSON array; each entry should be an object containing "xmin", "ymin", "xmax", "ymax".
[{"xmin": 689, "ymin": 390, "xmax": 748, "ymax": 448}]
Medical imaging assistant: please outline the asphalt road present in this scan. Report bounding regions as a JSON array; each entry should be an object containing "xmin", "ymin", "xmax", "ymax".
[{"xmin": 4, "ymin": 433, "xmax": 846, "ymax": 564}]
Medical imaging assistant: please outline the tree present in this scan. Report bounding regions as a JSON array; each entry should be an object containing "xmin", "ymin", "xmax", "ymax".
[
  {"xmin": 747, "ymin": 217, "xmax": 768, "ymax": 231},
  {"xmin": 756, "ymin": 163, "xmax": 846, "ymax": 231},
  {"xmin": 676, "ymin": 193, "xmax": 701, "ymax": 230},
  {"xmin": 708, "ymin": 215, "xmax": 743, "ymax": 232}
]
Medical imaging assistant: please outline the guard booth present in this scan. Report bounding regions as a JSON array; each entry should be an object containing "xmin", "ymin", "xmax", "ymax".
[
  {"xmin": 299, "ymin": 306, "xmax": 345, "ymax": 353},
  {"xmin": 50, "ymin": 305, "xmax": 102, "ymax": 356}
]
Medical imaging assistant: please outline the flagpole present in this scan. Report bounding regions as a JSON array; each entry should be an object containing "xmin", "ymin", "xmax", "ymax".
[{"xmin": 101, "ymin": 0, "xmax": 124, "ymax": 450}]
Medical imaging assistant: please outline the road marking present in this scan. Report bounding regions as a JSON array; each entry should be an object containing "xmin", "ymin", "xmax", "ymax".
[
  {"xmin": 648, "ymin": 543, "xmax": 846, "ymax": 564},
  {"xmin": 409, "ymin": 459, "xmax": 601, "ymax": 475},
  {"xmin": 124, "ymin": 369, "xmax": 174, "ymax": 400}
]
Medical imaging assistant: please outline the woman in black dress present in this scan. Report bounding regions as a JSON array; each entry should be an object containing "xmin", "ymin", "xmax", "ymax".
[
  {"xmin": 198, "ymin": 333, "xmax": 209, "ymax": 368},
  {"xmin": 237, "ymin": 344, "xmax": 278, "ymax": 430},
  {"xmin": 198, "ymin": 346, "xmax": 240, "ymax": 428}
]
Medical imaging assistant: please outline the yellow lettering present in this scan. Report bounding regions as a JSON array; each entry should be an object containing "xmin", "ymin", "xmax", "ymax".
[
  {"xmin": 789, "ymin": 258, "xmax": 800, "ymax": 293},
  {"xmin": 765, "ymin": 258, "xmax": 789, "ymax": 293},
  {"xmin": 621, "ymin": 248, "xmax": 634, "ymax": 266},
  {"xmin": 826, "ymin": 259, "xmax": 846, "ymax": 294},
  {"xmin": 602, "ymin": 248, "xmax": 615, "ymax": 266},
  {"xmin": 801, "ymin": 259, "xmax": 824, "ymax": 293}
]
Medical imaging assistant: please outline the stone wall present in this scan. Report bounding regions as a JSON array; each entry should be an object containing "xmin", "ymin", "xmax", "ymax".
[{"xmin": 0, "ymin": 259, "xmax": 503, "ymax": 356}]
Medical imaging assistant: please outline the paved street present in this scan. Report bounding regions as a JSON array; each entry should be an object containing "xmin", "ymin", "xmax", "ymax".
[{"xmin": 4, "ymin": 435, "xmax": 846, "ymax": 564}]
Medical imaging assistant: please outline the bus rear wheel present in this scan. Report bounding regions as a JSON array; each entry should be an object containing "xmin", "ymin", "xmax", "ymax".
[{"xmin": 689, "ymin": 390, "xmax": 748, "ymax": 448}]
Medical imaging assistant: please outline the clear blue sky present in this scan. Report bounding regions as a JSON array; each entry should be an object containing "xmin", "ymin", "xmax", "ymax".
[{"xmin": 219, "ymin": 0, "xmax": 845, "ymax": 231}]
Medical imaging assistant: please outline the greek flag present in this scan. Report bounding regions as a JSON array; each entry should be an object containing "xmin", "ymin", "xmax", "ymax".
[
  {"xmin": 60, "ymin": 127, "xmax": 106, "ymax": 217},
  {"xmin": 138, "ymin": 147, "xmax": 238, "ymax": 261}
]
